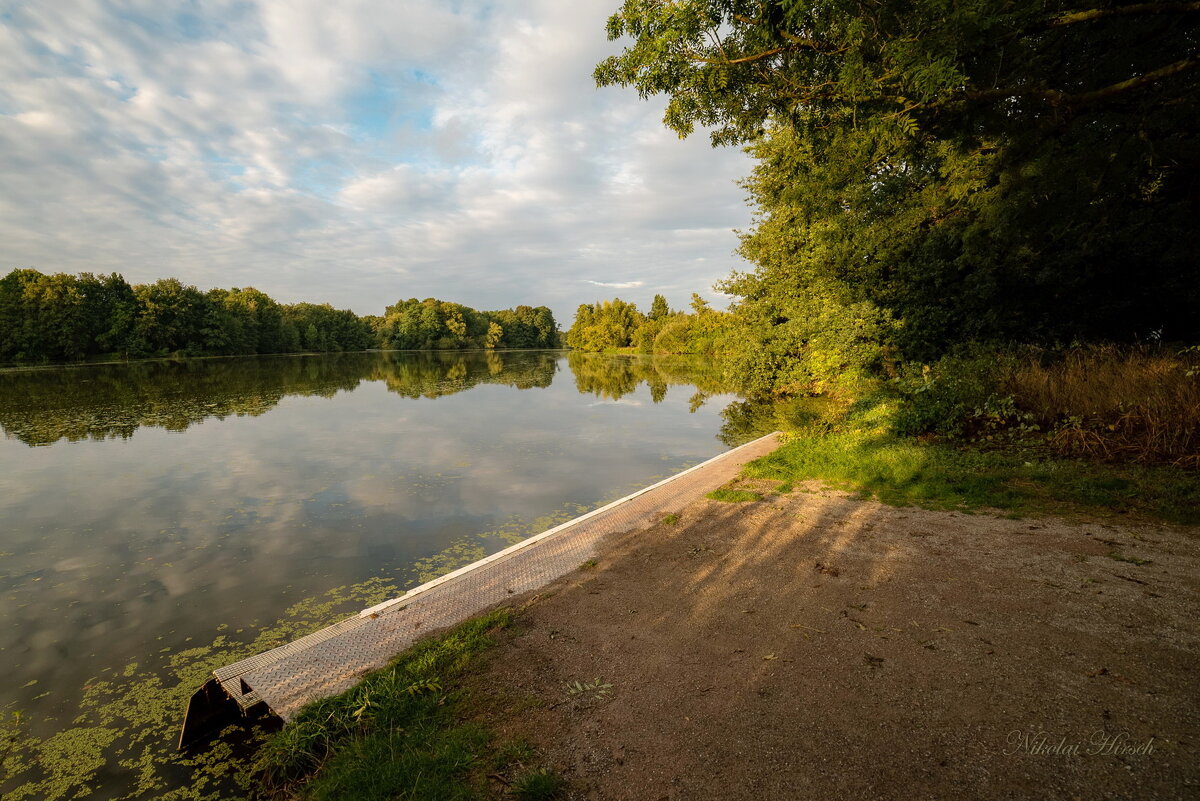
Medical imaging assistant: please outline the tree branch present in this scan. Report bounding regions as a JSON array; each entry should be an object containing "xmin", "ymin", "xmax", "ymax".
[
  {"xmin": 958, "ymin": 52, "xmax": 1200, "ymax": 107},
  {"xmin": 1049, "ymin": 2, "xmax": 1200, "ymax": 27},
  {"xmin": 687, "ymin": 46, "xmax": 786, "ymax": 65}
]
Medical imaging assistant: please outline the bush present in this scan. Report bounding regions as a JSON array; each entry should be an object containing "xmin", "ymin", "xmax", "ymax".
[{"xmin": 890, "ymin": 345, "xmax": 1200, "ymax": 467}]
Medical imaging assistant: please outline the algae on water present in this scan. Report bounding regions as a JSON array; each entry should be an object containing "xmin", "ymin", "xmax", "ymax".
[{"xmin": 0, "ymin": 577, "xmax": 401, "ymax": 801}]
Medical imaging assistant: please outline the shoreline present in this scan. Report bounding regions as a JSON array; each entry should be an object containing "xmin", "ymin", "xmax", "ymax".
[
  {"xmin": 0, "ymin": 346, "xmax": 575, "ymax": 374},
  {"xmin": 184, "ymin": 433, "xmax": 783, "ymax": 742}
]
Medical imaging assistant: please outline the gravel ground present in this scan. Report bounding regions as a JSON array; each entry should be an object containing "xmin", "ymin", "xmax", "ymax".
[{"xmin": 467, "ymin": 482, "xmax": 1200, "ymax": 800}]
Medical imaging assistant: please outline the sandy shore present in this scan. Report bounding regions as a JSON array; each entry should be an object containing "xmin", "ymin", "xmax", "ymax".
[{"xmin": 466, "ymin": 481, "xmax": 1199, "ymax": 800}]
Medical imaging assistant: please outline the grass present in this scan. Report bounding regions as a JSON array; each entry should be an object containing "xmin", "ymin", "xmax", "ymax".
[
  {"xmin": 705, "ymin": 488, "xmax": 763, "ymax": 503},
  {"xmin": 255, "ymin": 608, "xmax": 562, "ymax": 800},
  {"xmin": 1004, "ymin": 345, "xmax": 1200, "ymax": 466},
  {"xmin": 745, "ymin": 427, "xmax": 1200, "ymax": 525},
  {"xmin": 511, "ymin": 769, "xmax": 567, "ymax": 800}
]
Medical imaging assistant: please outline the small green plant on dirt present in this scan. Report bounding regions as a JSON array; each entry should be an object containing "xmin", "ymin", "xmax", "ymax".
[
  {"xmin": 565, "ymin": 678, "xmax": 612, "ymax": 703},
  {"xmin": 1107, "ymin": 551, "xmax": 1152, "ymax": 566},
  {"xmin": 706, "ymin": 488, "xmax": 762, "ymax": 503},
  {"xmin": 579, "ymin": 558, "xmax": 598, "ymax": 570},
  {"xmin": 662, "ymin": 513, "xmax": 681, "ymax": 525},
  {"xmin": 511, "ymin": 769, "xmax": 568, "ymax": 800}
]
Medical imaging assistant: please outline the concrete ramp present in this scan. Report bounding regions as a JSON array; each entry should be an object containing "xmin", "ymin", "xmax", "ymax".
[{"xmin": 180, "ymin": 431, "xmax": 781, "ymax": 745}]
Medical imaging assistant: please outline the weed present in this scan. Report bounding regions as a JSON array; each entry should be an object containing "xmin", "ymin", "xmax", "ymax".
[
  {"xmin": 579, "ymin": 559, "xmax": 598, "ymax": 570},
  {"xmin": 564, "ymin": 678, "xmax": 612, "ymax": 703},
  {"xmin": 511, "ymin": 769, "xmax": 568, "ymax": 800},
  {"xmin": 662, "ymin": 513, "xmax": 681, "ymax": 525}
]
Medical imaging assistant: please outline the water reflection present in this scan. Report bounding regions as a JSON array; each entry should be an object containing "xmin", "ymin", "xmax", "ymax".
[
  {"xmin": 0, "ymin": 351, "xmax": 746, "ymax": 727},
  {"xmin": 0, "ymin": 350, "xmax": 568, "ymax": 446},
  {"xmin": 0, "ymin": 350, "xmax": 775, "ymax": 799},
  {"xmin": 0, "ymin": 350, "xmax": 750, "ymax": 448}
]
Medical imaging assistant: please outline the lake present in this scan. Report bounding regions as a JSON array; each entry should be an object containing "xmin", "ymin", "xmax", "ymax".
[{"xmin": 0, "ymin": 349, "xmax": 760, "ymax": 799}]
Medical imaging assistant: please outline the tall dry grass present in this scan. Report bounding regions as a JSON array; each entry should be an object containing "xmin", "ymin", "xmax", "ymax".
[{"xmin": 1004, "ymin": 345, "xmax": 1200, "ymax": 467}]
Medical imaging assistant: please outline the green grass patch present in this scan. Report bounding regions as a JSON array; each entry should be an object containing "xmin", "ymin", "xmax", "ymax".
[
  {"xmin": 511, "ymin": 769, "xmax": 568, "ymax": 800},
  {"xmin": 746, "ymin": 428, "xmax": 1200, "ymax": 525},
  {"xmin": 705, "ymin": 489, "xmax": 763, "ymax": 503},
  {"xmin": 661, "ymin": 513, "xmax": 681, "ymax": 525},
  {"xmin": 255, "ymin": 608, "xmax": 544, "ymax": 800}
]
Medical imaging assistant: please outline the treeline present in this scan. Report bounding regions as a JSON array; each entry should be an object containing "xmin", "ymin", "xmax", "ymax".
[
  {"xmin": 377, "ymin": 298, "xmax": 558, "ymax": 351},
  {"xmin": 565, "ymin": 293, "xmax": 736, "ymax": 355},
  {"xmin": 0, "ymin": 269, "xmax": 559, "ymax": 364}
]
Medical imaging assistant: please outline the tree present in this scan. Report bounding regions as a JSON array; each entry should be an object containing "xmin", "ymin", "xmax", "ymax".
[
  {"xmin": 485, "ymin": 321, "xmax": 504, "ymax": 349},
  {"xmin": 596, "ymin": 0, "xmax": 1200, "ymax": 383},
  {"xmin": 133, "ymin": 278, "xmax": 208, "ymax": 356},
  {"xmin": 565, "ymin": 299, "xmax": 646, "ymax": 351},
  {"xmin": 649, "ymin": 293, "xmax": 670, "ymax": 320}
]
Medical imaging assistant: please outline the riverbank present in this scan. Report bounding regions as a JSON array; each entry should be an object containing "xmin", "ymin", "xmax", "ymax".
[{"xmin": 258, "ymin": 471, "xmax": 1199, "ymax": 799}]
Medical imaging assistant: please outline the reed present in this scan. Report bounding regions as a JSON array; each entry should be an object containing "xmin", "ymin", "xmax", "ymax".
[{"xmin": 1005, "ymin": 345, "xmax": 1200, "ymax": 467}]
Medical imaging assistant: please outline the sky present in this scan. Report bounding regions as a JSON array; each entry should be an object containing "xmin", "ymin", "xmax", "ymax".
[{"xmin": 0, "ymin": 0, "xmax": 756, "ymax": 321}]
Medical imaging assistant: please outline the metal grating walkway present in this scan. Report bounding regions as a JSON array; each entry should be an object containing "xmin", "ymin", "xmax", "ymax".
[{"xmin": 208, "ymin": 432, "xmax": 782, "ymax": 722}]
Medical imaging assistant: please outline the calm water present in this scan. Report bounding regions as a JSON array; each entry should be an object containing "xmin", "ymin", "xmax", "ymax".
[{"xmin": 0, "ymin": 351, "xmax": 752, "ymax": 750}]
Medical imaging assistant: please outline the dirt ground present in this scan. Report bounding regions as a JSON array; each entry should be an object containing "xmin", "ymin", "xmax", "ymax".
[{"xmin": 468, "ymin": 482, "xmax": 1200, "ymax": 801}]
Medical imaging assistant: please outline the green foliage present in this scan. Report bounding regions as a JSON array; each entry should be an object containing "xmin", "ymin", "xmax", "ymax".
[
  {"xmin": 378, "ymin": 299, "xmax": 558, "ymax": 351},
  {"xmin": 0, "ymin": 270, "xmax": 559, "ymax": 364},
  {"xmin": 597, "ymin": 0, "xmax": 1200, "ymax": 390},
  {"xmin": 0, "ymin": 269, "xmax": 141, "ymax": 362},
  {"xmin": 511, "ymin": 769, "xmax": 568, "ymax": 801},
  {"xmin": 649, "ymin": 293, "xmax": 670, "ymax": 320},
  {"xmin": 890, "ymin": 350, "xmax": 1021, "ymax": 439},
  {"xmin": 567, "ymin": 296, "xmax": 739, "ymax": 356},
  {"xmin": 284, "ymin": 302, "xmax": 374, "ymax": 353},
  {"xmin": 256, "ymin": 609, "xmax": 513, "ymax": 800},
  {"xmin": 564, "ymin": 298, "xmax": 645, "ymax": 351},
  {"xmin": 716, "ymin": 273, "xmax": 888, "ymax": 395}
]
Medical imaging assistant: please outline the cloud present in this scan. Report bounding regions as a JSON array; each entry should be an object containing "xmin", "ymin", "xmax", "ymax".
[
  {"xmin": 0, "ymin": 1, "xmax": 755, "ymax": 321},
  {"xmin": 586, "ymin": 279, "xmax": 645, "ymax": 289}
]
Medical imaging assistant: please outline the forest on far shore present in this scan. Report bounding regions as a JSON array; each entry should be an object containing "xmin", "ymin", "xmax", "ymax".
[{"xmin": 0, "ymin": 268, "xmax": 558, "ymax": 364}]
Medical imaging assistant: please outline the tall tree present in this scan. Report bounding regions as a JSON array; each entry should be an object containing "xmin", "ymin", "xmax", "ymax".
[
  {"xmin": 649, "ymin": 293, "xmax": 670, "ymax": 320},
  {"xmin": 597, "ymin": 0, "xmax": 1200, "ymax": 379}
]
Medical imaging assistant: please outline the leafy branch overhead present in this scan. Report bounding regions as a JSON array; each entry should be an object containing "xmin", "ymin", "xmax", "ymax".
[{"xmin": 595, "ymin": 0, "xmax": 1200, "ymax": 145}]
